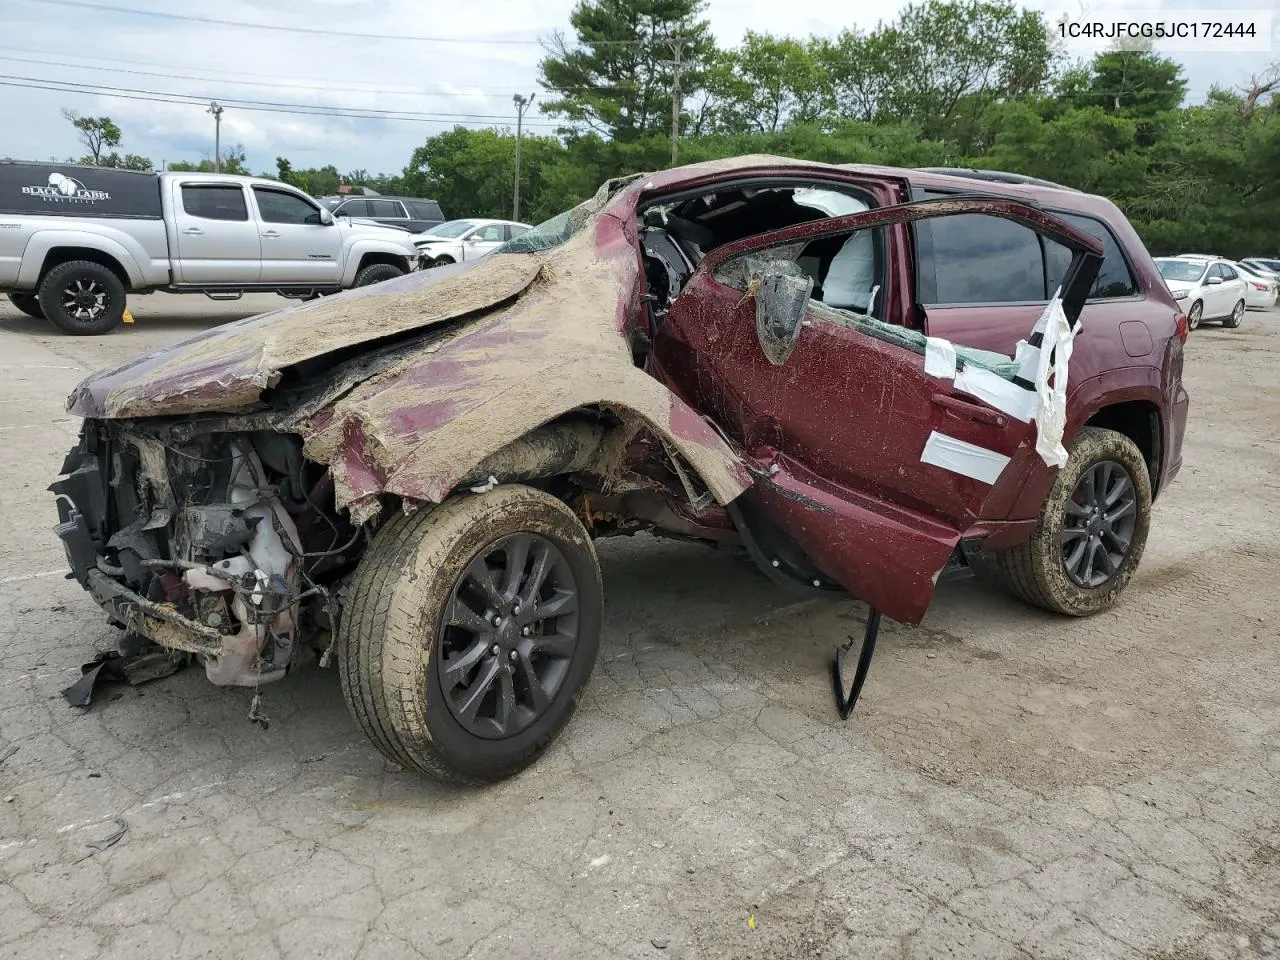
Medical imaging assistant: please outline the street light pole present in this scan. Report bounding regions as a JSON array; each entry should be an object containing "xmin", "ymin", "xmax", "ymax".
[
  {"xmin": 207, "ymin": 102, "xmax": 224, "ymax": 172},
  {"xmin": 512, "ymin": 93, "xmax": 534, "ymax": 222}
]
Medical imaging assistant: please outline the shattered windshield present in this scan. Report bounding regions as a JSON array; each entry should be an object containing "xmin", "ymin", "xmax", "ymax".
[
  {"xmin": 1156, "ymin": 259, "xmax": 1206, "ymax": 282},
  {"xmin": 494, "ymin": 200, "xmax": 596, "ymax": 254},
  {"xmin": 495, "ymin": 172, "xmax": 647, "ymax": 254}
]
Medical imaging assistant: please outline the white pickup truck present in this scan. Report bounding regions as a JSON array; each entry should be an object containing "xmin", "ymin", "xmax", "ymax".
[{"xmin": 0, "ymin": 162, "xmax": 420, "ymax": 334}]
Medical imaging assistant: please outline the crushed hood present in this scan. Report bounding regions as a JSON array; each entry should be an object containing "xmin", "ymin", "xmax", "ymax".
[{"xmin": 66, "ymin": 254, "xmax": 543, "ymax": 419}]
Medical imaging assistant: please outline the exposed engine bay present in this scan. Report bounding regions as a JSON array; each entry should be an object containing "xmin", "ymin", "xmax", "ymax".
[
  {"xmin": 53, "ymin": 421, "xmax": 354, "ymax": 688},
  {"xmin": 51, "ymin": 409, "xmax": 740, "ymax": 690}
]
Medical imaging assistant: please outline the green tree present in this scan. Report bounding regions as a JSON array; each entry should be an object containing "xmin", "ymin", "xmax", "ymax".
[
  {"xmin": 699, "ymin": 33, "xmax": 829, "ymax": 133},
  {"xmin": 168, "ymin": 145, "xmax": 249, "ymax": 175},
  {"xmin": 539, "ymin": 0, "xmax": 716, "ymax": 141},
  {"xmin": 820, "ymin": 1, "xmax": 1057, "ymax": 149},
  {"xmin": 1067, "ymin": 48, "xmax": 1187, "ymax": 116},
  {"xmin": 97, "ymin": 152, "xmax": 154, "ymax": 171},
  {"xmin": 275, "ymin": 156, "xmax": 297, "ymax": 184},
  {"xmin": 402, "ymin": 127, "xmax": 567, "ymax": 220},
  {"xmin": 974, "ymin": 102, "xmax": 1144, "ymax": 194},
  {"xmin": 62, "ymin": 110, "xmax": 122, "ymax": 164}
]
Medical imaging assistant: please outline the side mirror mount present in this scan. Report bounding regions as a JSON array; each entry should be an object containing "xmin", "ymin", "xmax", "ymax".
[
  {"xmin": 746, "ymin": 257, "xmax": 814, "ymax": 365},
  {"xmin": 318, "ymin": 207, "xmax": 334, "ymax": 226}
]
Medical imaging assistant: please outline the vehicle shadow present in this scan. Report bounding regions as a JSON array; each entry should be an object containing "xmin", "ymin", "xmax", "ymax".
[{"xmin": 54, "ymin": 534, "xmax": 1033, "ymax": 801}]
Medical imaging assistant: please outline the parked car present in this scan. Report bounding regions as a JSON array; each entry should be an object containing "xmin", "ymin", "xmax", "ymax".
[
  {"xmin": 1154, "ymin": 256, "xmax": 1248, "ymax": 329},
  {"xmin": 1230, "ymin": 260, "xmax": 1278, "ymax": 309},
  {"xmin": 318, "ymin": 195, "xmax": 445, "ymax": 233},
  {"xmin": 1241, "ymin": 257, "xmax": 1280, "ymax": 278},
  {"xmin": 51, "ymin": 158, "xmax": 1188, "ymax": 784},
  {"xmin": 0, "ymin": 162, "xmax": 419, "ymax": 334},
  {"xmin": 411, "ymin": 218, "xmax": 532, "ymax": 267}
]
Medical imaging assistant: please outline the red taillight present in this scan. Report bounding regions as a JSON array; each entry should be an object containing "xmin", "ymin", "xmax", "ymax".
[
  {"xmin": 1253, "ymin": 281, "xmax": 1268, "ymax": 291},
  {"xmin": 1175, "ymin": 312, "xmax": 1189, "ymax": 342}
]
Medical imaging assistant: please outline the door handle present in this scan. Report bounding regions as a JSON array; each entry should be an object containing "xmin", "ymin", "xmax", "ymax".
[
  {"xmin": 261, "ymin": 230, "xmax": 280, "ymax": 238},
  {"xmin": 932, "ymin": 393, "xmax": 1007, "ymax": 427},
  {"xmin": 182, "ymin": 227, "xmax": 203, "ymax": 235}
]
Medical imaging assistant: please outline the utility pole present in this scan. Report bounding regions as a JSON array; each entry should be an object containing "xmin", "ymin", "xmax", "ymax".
[
  {"xmin": 663, "ymin": 36, "xmax": 689, "ymax": 167},
  {"xmin": 207, "ymin": 101, "xmax": 223, "ymax": 172},
  {"xmin": 512, "ymin": 93, "xmax": 534, "ymax": 222}
]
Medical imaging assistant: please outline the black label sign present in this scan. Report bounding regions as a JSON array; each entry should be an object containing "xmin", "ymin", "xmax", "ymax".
[{"xmin": 0, "ymin": 162, "xmax": 162, "ymax": 219}]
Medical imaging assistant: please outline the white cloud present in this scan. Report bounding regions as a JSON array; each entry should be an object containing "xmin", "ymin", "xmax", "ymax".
[{"xmin": 0, "ymin": 0, "xmax": 1272, "ymax": 176}]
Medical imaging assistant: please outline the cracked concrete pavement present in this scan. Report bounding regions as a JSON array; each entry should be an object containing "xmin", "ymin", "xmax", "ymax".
[{"xmin": 1, "ymin": 294, "xmax": 1277, "ymax": 959}]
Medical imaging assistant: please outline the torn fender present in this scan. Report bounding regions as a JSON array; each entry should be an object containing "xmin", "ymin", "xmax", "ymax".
[{"xmin": 299, "ymin": 227, "xmax": 752, "ymax": 511}]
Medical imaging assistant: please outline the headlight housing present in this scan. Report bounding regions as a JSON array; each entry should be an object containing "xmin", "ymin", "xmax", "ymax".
[{"xmin": 1172, "ymin": 290, "xmax": 1189, "ymax": 300}]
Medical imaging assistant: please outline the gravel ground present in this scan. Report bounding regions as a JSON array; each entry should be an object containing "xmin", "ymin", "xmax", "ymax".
[{"xmin": 1, "ymin": 293, "xmax": 1276, "ymax": 960}]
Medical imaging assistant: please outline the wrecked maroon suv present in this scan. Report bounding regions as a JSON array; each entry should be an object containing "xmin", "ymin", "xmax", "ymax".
[{"xmin": 51, "ymin": 157, "xmax": 1189, "ymax": 783}]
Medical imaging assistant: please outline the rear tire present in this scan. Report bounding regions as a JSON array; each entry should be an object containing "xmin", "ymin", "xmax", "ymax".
[
  {"xmin": 337, "ymin": 484, "xmax": 603, "ymax": 784},
  {"xmin": 38, "ymin": 261, "xmax": 126, "ymax": 335},
  {"xmin": 6, "ymin": 293, "xmax": 44, "ymax": 320},
  {"xmin": 353, "ymin": 263, "xmax": 406, "ymax": 287},
  {"xmin": 1223, "ymin": 299, "xmax": 1245, "ymax": 328},
  {"xmin": 989, "ymin": 427, "xmax": 1151, "ymax": 617}
]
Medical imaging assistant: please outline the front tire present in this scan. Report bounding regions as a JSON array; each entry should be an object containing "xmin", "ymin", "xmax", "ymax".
[
  {"xmin": 6, "ymin": 293, "xmax": 44, "ymax": 320},
  {"xmin": 353, "ymin": 263, "xmax": 406, "ymax": 287},
  {"xmin": 38, "ymin": 261, "xmax": 126, "ymax": 335},
  {"xmin": 1223, "ymin": 299, "xmax": 1245, "ymax": 328},
  {"xmin": 991, "ymin": 427, "xmax": 1152, "ymax": 617},
  {"xmin": 337, "ymin": 484, "xmax": 603, "ymax": 784},
  {"xmin": 1187, "ymin": 300, "xmax": 1202, "ymax": 330}
]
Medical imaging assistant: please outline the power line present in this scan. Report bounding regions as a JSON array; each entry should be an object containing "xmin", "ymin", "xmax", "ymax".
[
  {"xmin": 0, "ymin": 54, "xmax": 515, "ymax": 98},
  {"xmin": 0, "ymin": 77, "xmax": 576, "ymax": 128},
  {"xmin": 0, "ymin": 50, "xmax": 641, "ymax": 96},
  {"xmin": 14, "ymin": 0, "xmax": 645, "ymax": 45}
]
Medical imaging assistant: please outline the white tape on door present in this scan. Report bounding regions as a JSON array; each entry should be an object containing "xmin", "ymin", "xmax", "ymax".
[
  {"xmin": 920, "ymin": 431, "xmax": 1012, "ymax": 485},
  {"xmin": 953, "ymin": 365, "xmax": 1038, "ymax": 423},
  {"xmin": 923, "ymin": 336, "xmax": 958, "ymax": 379}
]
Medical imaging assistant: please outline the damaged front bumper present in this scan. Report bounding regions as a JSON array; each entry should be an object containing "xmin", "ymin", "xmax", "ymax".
[{"xmin": 51, "ymin": 420, "xmax": 314, "ymax": 687}]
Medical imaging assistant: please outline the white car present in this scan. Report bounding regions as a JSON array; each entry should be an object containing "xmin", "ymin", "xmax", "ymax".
[
  {"xmin": 1230, "ymin": 260, "xmax": 1278, "ymax": 309},
  {"xmin": 1241, "ymin": 257, "xmax": 1280, "ymax": 280},
  {"xmin": 1154, "ymin": 256, "xmax": 1249, "ymax": 330},
  {"xmin": 410, "ymin": 218, "xmax": 532, "ymax": 267}
]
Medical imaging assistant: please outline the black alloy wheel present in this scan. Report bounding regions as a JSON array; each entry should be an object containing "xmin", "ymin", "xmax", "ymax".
[
  {"xmin": 1060, "ymin": 460, "xmax": 1139, "ymax": 588},
  {"xmin": 438, "ymin": 532, "xmax": 581, "ymax": 739}
]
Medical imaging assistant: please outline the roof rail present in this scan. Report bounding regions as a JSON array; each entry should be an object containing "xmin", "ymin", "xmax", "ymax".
[{"xmin": 914, "ymin": 167, "xmax": 1080, "ymax": 192}]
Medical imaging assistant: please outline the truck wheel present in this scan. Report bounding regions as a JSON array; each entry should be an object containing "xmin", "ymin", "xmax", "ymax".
[
  {"xmin": 991, "ymin": 427, "xmax": 1151, "ymax": 617},
  {"xmin": 353, "ymin": 263, "xmax": 405, "ymax": 287},
  {"xmin": 337, "ymin": 484, "xmax": 602, "ymax": 784},
  {"xmin": 6, "ymin": 293, "xmax": 45, "ymax": 320},
  {"xmin": 38, "ymin": 261, "xmax": 126, "ymax": 335}
]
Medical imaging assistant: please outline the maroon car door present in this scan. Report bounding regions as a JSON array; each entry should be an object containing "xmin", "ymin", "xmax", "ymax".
[{"xmin": 649, "ymin": 199, "xmax": 1102, "ymax": 623}]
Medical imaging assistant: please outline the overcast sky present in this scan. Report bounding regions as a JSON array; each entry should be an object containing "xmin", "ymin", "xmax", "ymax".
[{"xmin": 1, "ymin": 0, "xmax": 1274, "ymax": 178}]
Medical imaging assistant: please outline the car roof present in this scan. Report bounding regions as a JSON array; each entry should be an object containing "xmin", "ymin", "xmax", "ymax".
[
  {"xmin": 856, "ymin": 162, "xmax": 1127, "ymax": 223},
  {"xmin": 436, "ymin": 218, "xmax": 526, "ymax": 227},
  {"xmin": 640, "ymin": 155, "xmax": 1126, "ymax": 222},
  {"xmin": 321, "ymin": 194, "xmax": 440, "ymax": 203}
]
